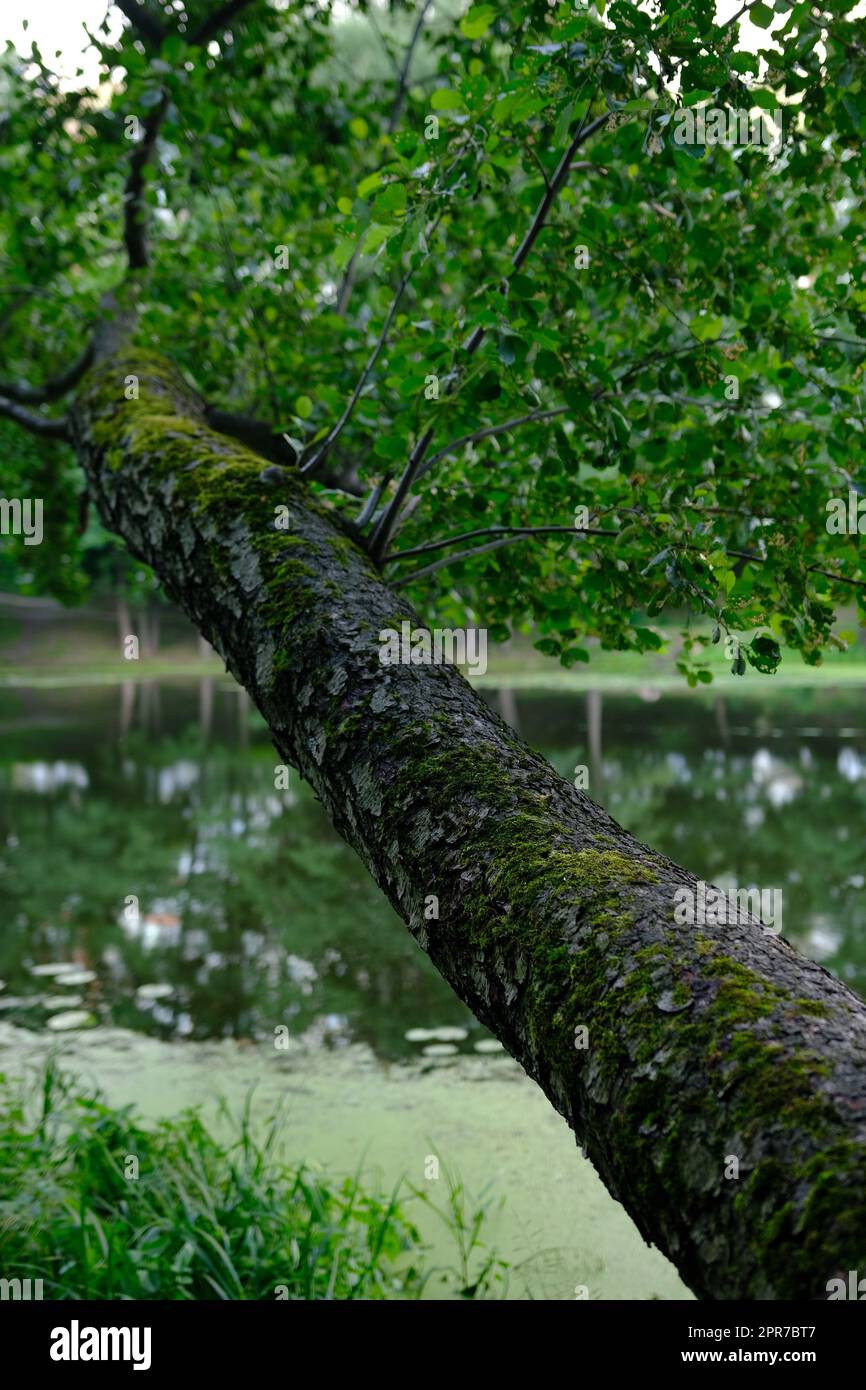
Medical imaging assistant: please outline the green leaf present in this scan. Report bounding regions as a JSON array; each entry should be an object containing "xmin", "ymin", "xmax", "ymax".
[
  {"xmin": 431, "ymin": 89, "xmax": 464, "ymax": 111},
  {"xmin": 460, "ymin": 5, "xmax": 496, "ymax": 40},
  {"xmin": 332, "ymin": 237, "xmax": 356, "ymax": 270},
  {"xmin": 371, "ymin": 183, "xmax": 407, "ymax": 219},
  {"xmin": 357, "ymin": 171, "xmax": 384, "ymax": 199},
  {"xmin": 746, "ymin": 634, "xmax": 782, "ymax": 674},
  {"xmin": 360, "ymin": 224, "xmax": 394, "ymax": 255},
  {"xmin": 553, "ymin": 101, "xmax": 574, "ymax": 147},
  {"xmin": 749, "ymin": 3, "xmax": 775, "ymax": 28},
  {"xmin": 561, "ymin": 646, "xmax": 590, "ymax": 667},
  {"xmin": 691, "ymin": 315, "xmax": 723, "ymax": 342}
]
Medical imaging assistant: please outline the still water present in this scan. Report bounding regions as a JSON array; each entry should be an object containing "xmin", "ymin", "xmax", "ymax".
[
  {"xmin": 2, "ymin": 678, "xmax": 864, "ymax": 1299},
  {"xmin": 1, "ymin": 680, "xmax": 865, "ymax": 1052}
]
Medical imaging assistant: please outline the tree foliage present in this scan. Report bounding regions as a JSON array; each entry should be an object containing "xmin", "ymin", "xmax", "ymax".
[{"xmin": 1, "ymin": 0, "xmax": 864, "ymax": 679}]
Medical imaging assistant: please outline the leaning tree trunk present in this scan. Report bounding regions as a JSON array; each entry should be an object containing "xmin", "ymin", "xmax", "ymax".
[{"xmin": 72, "ymin": 353, "xmax": 866, "ymax": 1301}]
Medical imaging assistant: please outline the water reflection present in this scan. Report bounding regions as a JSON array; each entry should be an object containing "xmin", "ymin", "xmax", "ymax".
[{"xmin": 1, "ymin": 681, "xmax": 865, "ymax": 1057}]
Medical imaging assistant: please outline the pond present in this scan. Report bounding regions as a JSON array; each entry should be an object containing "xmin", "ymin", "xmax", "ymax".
[{"xmin": 1, "ymin": 676, "xmax": 864, "ymax": 1298}]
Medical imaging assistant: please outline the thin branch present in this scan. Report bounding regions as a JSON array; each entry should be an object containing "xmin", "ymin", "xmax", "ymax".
[
  {"xmin": 355, "ymin": 472, "xmax": 393, "ymax": 529},
  {"xmin": 389, "ymin": 523, "xmax": 617, "ymax": 565},
  {"xmin": 366, "ymin": 8, "xmax": 402, "ymax": 80},
  {"xmin": 124, "ymin": 93, "xmax": 170, "ymax": 270},
  {"xmin": 812, "ymin": 333, "xmax": 866, "ymax": 349},
  {"xmin": 395, "ymin": 536, "xmax": 526, "ymax": 584},
  {"xmin": 187, "ymin": 0, "xmax": 259, "ymax": 47},
  {"xmin": 392, "ymin": 525, "xmax": 866, "ymax": 594},
  {"xmin": 367, "ymin": 427, "xmax": 431, "ymax": 559},
  {"xmin": 0, "ymin": 341, "xmax": 95, "ymax": 405},
  {"xmin": 463, "ymin": 108, "xmax": 610, "ymax": 351},
  {"xmin": 718, "ymin": 545, "xmax": 866, "ymax": 592},
  {"xmin": 0, "ymin": 394, "xmax": 71, "ymax": 440},
  {"xmin": 388, "ymin": 0, "xmax": 435, "ymax": 136},
  {"xmin": 114, "ymin": 0, "xmax": 167, "ymax": 47},
  {"xmin": 182, "ymin": 125, "xmax": 281, "ymax": 418},
  {"xmin": 416, "ymin": 407, "xmax": 568, "ymax": 482},
  {"xmin": 366, "ymin": 71, "xmax": 611, "ymax": 558},
  {"xmin": 805, "ymin": 566, "xmax": 866, "ymax": 591},
  {"xmin": 393, "ymin": 527, "xmax": 605, "ymax": 586},
  {"xmin": 336, "ymin": 240, "xmax": 364, "ymax": 317},
  {"xmin": 302, "ymin": 260, "xmax": 417, "ymax": 478},
  {"xmin": 721, "ymin": 0, "xmax": 766, "ymax": 32}
]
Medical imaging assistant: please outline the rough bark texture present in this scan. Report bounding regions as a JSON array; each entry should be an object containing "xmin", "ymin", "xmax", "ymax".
[{"xmin": 72, "ymin": 353, "xmax": 866, "ymax": 1300}]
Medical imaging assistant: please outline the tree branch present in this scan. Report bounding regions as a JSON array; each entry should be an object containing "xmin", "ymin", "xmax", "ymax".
[
  {"xmin": 205, "ymin": 407, "xmax": 365, "ymax": 497},
  {"xmin": 462, "ymin": 108, "xmax": 610, "ymax": 357},
  {"xmin": 335, "ymin": 240, "xmax": 364, "ymax": 318},
  {"xmin": 416, "ymin": 407, "xmax": 569, "ymax": 482},
  {"xmin": 114, "ymin": 0, "xmax": 167, "ymax": 48},
  {"xmin": 0, "ymin": 341, "xmax": 95, "ymax": 405},
  {"xmin": 381, "ymin": 98, "xmax": 610, "ymax": 521},
  {"xmin": 0, "ymin": 394, "xmax": 71, "ymax": 440},
  {"xmin": 393, "ymin": 533, "xmax": 562, "ymax": 586},
  {"xmin": 355, "ymin": 472, "xmax": 393, "ymax": 529},
  {"xmin": 388, "ymin": 0, "xmax": 435, "ymax": 136},
  {"xmin": 388, "ymin": 523, "xmax": 616, "ymax": 565},
  {"xmin": 365, "ymin": 7, "xmax": 402, "ymax": 80},
  {"xmin": 391, "ymin": 524, "xmax": 616, "ymax": 585},
  {"xmin": 187, "ymin": 0, "xmax": 259, "ymax": 47},
  {"xmin": 390, "ymin": 520, "xmax": 866, "ymax": 595},
  {"xmin": 301, "ymin": 261, "xmax": 417, "ymax": 478},
  {"xmin": 124, "ymin": 93, "xmax": 170, "ymax": 271},
  {"xmin": 367, "ymin": 433, "xmax": 429, "ymax": 561}
]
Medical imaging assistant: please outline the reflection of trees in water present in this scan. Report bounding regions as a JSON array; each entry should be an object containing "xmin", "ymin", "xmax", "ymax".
[
  {"xmin": 542, "ymin": 706, "xmax": 866, "ymax": 994},
  {"xmin": 2, "ymin": 684, "xmax": 865, "ymax": 1053},
  {"xmin": 0, "ymin": 721, "xmax": 470, "ymax": 1057},
  {"xmin": 587, "ymin": 690, "xmax": 603, "ymax": 799}
]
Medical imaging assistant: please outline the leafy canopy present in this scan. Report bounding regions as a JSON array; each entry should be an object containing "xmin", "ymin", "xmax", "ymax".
[{"xmin": 0, "ymin": 0, "xmax": 864, "ymax": 680}]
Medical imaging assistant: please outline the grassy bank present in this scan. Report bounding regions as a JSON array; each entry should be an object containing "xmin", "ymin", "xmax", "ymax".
[
  {"xmin": 2, "ymin": 603, "xmax": 864, "ymax": 693},
  {"xmin": 0, "ymin": 1062, "xmax": 505, "ymax": 1300}
]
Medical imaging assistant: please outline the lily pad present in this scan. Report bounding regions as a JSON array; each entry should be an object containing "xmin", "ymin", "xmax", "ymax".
[
  {"xmin": 46, "ymin": 1010, "xmax": 98, "ymax": 1031},
  {"xmin": 405, "ymin": 1025, "xmax": 468, "ymax": 1044},
  {"xmin": 56, "ymin": 970, "xmax": 97, "ymax": 986},
  {"xmin": 429, "ymin": 1026, "xmax": 468, "ymax": 1042},
  {"xmin": 136, "ymin": 983, "xmax": 174, "ymax": 1001}
]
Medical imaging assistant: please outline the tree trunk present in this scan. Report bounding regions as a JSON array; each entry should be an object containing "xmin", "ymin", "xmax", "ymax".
[{"xmin": 71, "ymin": 353, "xmax": 866, "ymax": 1300}]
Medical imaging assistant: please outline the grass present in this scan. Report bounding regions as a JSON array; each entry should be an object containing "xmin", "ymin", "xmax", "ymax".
[
  {"xmin": 2, "ymin": 616, "xmax": 865, "ymax": 693},
  {"xmin": 0, "ymin": 1061, "xmax": 507, "ymax": 1300}
]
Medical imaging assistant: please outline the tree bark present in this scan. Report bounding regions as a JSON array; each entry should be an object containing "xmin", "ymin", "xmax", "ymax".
[{"xmin": 72, "ymin": 353, "xmax": 866, "ymax": 1300}]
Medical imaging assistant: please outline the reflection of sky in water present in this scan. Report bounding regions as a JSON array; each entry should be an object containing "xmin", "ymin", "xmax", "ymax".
[
  {"xmin": 13, "ymin": 761, "xmax": 88, "ymax": 792},
  {"xmin": 1, "ymin": 682, "xmax": 866, "ymax": 1056},
  {"xmin": 838, "ymin": 747, "xmax": 866, "ymax": 781}
]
